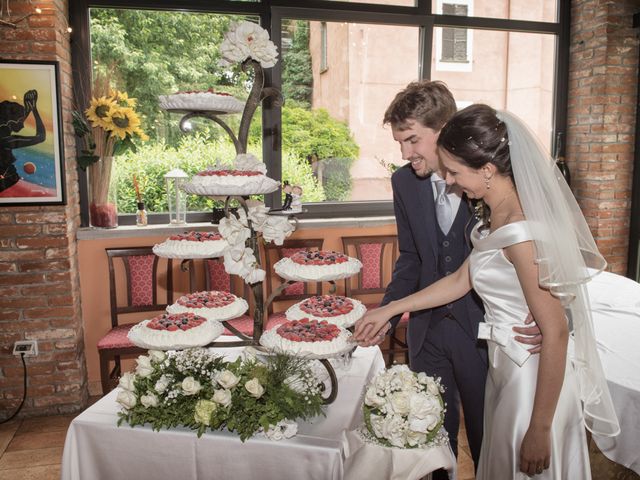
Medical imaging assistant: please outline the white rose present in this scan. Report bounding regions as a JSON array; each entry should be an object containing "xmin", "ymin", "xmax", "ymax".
[
  {"xmin": 388, "ymin": 391, "xmax": 411, "ymax": 416},
  {"xmin": 416, "ymin": 371, "xmax": 429, "ymax": 385},
  {"xmin": 247, "ymin": 204, "xmax": 270, "ymax": 231},
  {"xmin": 212, "ymin": 389, "xmax": 232, "ymax": 407},
  {"xmin": 234, "ymin": 153, "xmax": 267, "ymax": 174},
  {"xmin": 369, "ymin": 413, "xmax": 385, "ymax": 438},
  {"xmin": 364, "ymin": 386, "xmax": 386, "ymax": 408},
  {"xmin": 381, "ymin": 414, "xmax": 408, "ymax": 448},
  {"xmin": 408, "ymin": 393, "xmax": 442, "ymax": 433},
  {"xmin": 154, "ymin": 374, "xmax": 172, "ymax": 394},
  {"xmin": 216, "ymin": 370, "xmax": 240, "ymax": 389},
  {"xmin": 116, "ymin": 390, "xmax": 137, "ymax": 410},
  {"xmin": 148, "ymin": 350, "xmax": 166, "ymax": 363},
  {"xmin": 264, "ymin": 425, "xmax": 284, "ymax": 441},
  {"xmin": 245, "ymin": 377, "xmax": 265, "ymax": 398},
  {"xmin": 220, "ymin": 21, "xmax": 278, "ymax": 68},
  {"xmin": 281, "ymin": 420, "xmax": 298, "ymax": 438},
  {"xmin": 181, "ymin": 376, "xmax": 202, "ymax": 396},
  {"xmin": 135, "ymin": 355, "xmax": 154, "ymax": 378},
  {"xmin": 223, "ymin": 250, "xmax": 246, "ymax": 275},
  {"xmin": 261, "ymin": 217, "xmax": 294, "ymax": 246},
  {"xmin": 219, "ymin": 216, "xmax": 251, "ymax": 261},
  {"xmin": 409, "ymin": 413, "xmax": 440, "ymax": 433},
  {"xmin": 140, "ymin": 392, "xmax": 159, "ymax": 408},
  {"xmin": 118, "ymin": 372, "xmax": 136, "ymax": 391},
  {"xmin": 398, "ymin": 370, "xmax": 418, "ymax": 390},
  {"xmin": 426, "ymin": 378, "xmax": 441, "ymax": 397},
  {"xmin": 407, "ymin": 429, "xmax": 428, "ymax": 447},
  {"xmin": 242, "ymin": 266, "xmax": 266, "ymax": 284}
]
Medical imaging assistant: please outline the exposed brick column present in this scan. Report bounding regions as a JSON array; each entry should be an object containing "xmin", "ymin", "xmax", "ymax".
[
  {"xmin": 0, "ymin": 0, "xmax": 88, "ymax": 416},
  {"xmin": 567, "ymin": 0, "xmax": 640, "ymax": 274}
]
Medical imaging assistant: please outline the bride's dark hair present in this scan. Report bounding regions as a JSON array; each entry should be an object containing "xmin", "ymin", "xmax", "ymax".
[
  {"xmin": 437, "ymin": 104, "xmax": 514, "ymax": 229},
  {"xmin": 437, "ymin": 104, "xmax": 512, "ymax": 180}
]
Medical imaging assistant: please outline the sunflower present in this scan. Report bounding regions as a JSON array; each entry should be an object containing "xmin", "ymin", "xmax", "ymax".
[
  {"xmin": 107, "ymin": 107, "xmax": 142, "ymax": 140},
  {"xmin": 85, "ymin": 96, "xmax": 115, "ymax": 129},
  {"xmin": 110, "ymin": 90, "xmax": 137, "ymax": 108}
]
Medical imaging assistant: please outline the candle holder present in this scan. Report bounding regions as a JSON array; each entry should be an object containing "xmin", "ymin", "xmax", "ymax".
[{"xmin": 164, "ymin": 168, "xmax": 188, "ymax": 225}]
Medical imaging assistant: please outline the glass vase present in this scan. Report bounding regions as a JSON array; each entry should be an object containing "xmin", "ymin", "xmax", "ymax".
[{"xmin": 88, "ymin": 156, "xmax": 118, "ymax": 228}]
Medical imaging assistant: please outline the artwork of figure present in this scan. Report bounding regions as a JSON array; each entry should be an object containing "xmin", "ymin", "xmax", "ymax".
[{"xmin": 0, "ymin": 89, "xmax": 51, "ymax": 196}]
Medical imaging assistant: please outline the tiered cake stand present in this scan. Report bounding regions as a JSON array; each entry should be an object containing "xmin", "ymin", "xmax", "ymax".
[{"xmin": 156, "ymin": 58, "xmax": 368, "ymax": 402}]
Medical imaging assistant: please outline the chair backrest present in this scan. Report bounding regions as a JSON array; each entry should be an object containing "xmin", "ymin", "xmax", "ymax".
[
  {"xmin": 106, "ymin": 247, "xmax": 174, "ymax": 328},
  {"xmin": 263, "ymin": 238, "xmax": 324, "ymax": 313},
  {"xmin": 341, "ymin": 235, "xmax": 399, "ymax": 297}
]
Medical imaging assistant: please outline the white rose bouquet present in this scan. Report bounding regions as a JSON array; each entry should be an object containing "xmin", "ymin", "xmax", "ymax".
[
  {"xmin": 116, "ymin": 348, "xmax": 324, "ymax": 441},
  {"xmin": 363, "ymin": 365, "xmax": 445, "ymax": 448}
]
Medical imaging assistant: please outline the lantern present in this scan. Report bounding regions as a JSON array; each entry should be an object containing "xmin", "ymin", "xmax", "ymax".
[{"xmin": 164, "ymin": 168, "xmax": 188, "ymax": 225}]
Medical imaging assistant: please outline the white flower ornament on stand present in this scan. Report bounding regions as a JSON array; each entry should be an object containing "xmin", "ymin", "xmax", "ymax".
[{"xmin": 219, "ymin": 20, "xmax": 279, "ymax": 68}]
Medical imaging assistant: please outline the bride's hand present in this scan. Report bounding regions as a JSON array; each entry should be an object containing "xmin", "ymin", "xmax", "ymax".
[
  {"xmin": 519, "ymin": 426, "xmax": 550, "ymax": 476},
  {"xmin": 352, "ymin": 307, "xmax": 393, "ymax": 344}
]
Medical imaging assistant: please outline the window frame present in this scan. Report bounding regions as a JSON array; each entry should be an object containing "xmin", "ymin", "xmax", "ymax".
[{"xmin": 70, "ymin": 0, "xmax": 569, "ymax": 226}]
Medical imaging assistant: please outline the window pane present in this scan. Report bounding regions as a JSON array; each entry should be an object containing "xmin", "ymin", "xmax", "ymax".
[
  {"xmin": 281, "ymin": 20, "xmax": 420, "ymax": 203},
  {"xmin": 88, "ymin": 9, "xmax": 260, "ymax": 214},
  {"xmin": 324, "ymin": 0, "xmax": 415, "ymax": 5},
  {"xmin": 434, "ymin": 0, "xmax": 557, "ymax": 23},
  {"xmin": 432, "ymin": 28, "xmax": 556, "ymax": 151}
]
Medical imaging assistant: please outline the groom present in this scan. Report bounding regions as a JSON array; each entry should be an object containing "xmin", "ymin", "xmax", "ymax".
[{"xmin": 363, "ymin": 81, "xmax": 541, "ymax": 477}]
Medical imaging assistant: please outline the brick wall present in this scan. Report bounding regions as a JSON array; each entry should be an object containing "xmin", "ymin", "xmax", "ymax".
[
  {"xmin": 0, "ymin": 0, "xmax": 88, "ymax": 417},
  {"xmin": 568, "ymin": 0, "xmax": 640, "ymax": 274}
]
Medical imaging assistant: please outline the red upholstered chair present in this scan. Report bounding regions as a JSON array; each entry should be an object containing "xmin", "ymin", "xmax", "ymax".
[
  {"xmin": 99, "ymin": 247, "xmax": 176, "ymax": 395},
  {"xmin": 341, "ymin": 235, "xmax": 409, "ymax": 366},
  {"xmin": 263, "ymin": 239, "xmax": 325, "ymax": 328},
  {"xmin": 204, "ymin": 258, "xmax": 255, "ymax": 337}
]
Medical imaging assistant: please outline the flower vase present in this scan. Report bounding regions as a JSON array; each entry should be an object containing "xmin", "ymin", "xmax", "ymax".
[{"xmin": 88, "ymin": 156, "xmax": 118, "ymax": 228}]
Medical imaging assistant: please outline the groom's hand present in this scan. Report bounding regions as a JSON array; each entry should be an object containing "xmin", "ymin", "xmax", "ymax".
[
  {"xmin": 513, "ymin": 313, "xmax": 542, "ymax": 354},
  {"xmin": 355, "ymin": 321, "xmax": 391, "ymax": 347}
]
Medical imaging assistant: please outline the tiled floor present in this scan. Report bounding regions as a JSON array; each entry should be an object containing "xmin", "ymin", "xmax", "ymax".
[{"xmin": 0, "ymin": 407, "xmax": 637, "ymax": 479}]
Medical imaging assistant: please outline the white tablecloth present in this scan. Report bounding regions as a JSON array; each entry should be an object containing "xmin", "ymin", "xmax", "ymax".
[
  {"xmin": 587, "ymin": 271, "xmax": 640, "ymax": 474},
  {"xmin": 61, "ymin": 346, "xmax": 454, "ymax": 480}
]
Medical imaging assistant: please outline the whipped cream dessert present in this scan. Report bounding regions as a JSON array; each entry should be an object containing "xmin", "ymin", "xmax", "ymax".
[
  {"xmin": 274, "ymin": 250, "xmax": 362, "ymax": 282},
  {"xmin": 260, "ymin": 318, "xmax": 353, "ymax": 357},
  {"xmin": 166, "ymin": 290, "xmax": 248, "ymax": 322},
  {"xmin": 182, "ymin": 168, "xmax": 279, "ymax": 196},
  {"xmin": 128, "ymin": 312, "xmax": 223, "ymax": 350},
  {"xmin": 153, "ymin": 232, "xmax": 228, "ymax": 259},
  {"xmin": 158, "ymin": 89, "xmax": 244, "ymax": 113},
  {"xmin": 286, "ymin": 295, "xmax": 366, "ymax": 328}
]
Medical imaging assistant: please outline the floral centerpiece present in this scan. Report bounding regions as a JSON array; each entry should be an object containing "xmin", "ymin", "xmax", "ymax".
[
  {"xmin": 72, "ymin": 88, "xmax": 148, "ymax": 228},
  {"xmin": 362, "ymin": 364, "xmax": 446, "ymax": 448},
  {"xmin": 116, "ymin": 348, "xmax": 324, "ymax": 441}
]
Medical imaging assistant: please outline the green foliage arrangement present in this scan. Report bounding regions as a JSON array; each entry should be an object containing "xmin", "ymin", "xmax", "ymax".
[{"xmin": 116, "ymin": 348, "xmax": 325, "ymax": 441}]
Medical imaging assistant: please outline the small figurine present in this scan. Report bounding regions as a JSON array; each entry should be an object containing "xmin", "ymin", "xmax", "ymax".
[
  {"xmin": 290, "ymin": 185, "xmax": 303, "ymax": 213},
  {"xmin": 282, "ymin": 181, "xmax": 293, "ymax": 210}
]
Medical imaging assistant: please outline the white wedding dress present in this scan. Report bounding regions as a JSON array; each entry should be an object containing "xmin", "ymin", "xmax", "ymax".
[{"xmin": 470, "ymin": 221, "xmax": 591, "ymax": 480}]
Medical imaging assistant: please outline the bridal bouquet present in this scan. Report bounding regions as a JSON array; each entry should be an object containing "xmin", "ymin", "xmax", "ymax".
[
  {"xmin": 116, "ymin": 348, "xmax": 324, "ymax": 441},
  {"xmin": 363, "ymin": 364, "xmax": 445, "ymax": 448}
]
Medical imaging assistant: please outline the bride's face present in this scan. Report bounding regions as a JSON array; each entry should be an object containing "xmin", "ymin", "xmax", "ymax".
[{"xmin": 438, "ymin": 147, "xmax": 485, "ymax": 199}]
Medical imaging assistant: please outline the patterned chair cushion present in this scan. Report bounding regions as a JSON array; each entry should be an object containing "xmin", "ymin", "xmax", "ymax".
[
  {"xmin": 97, "ymin": 324, "xmax": 137, "ymax": 350},
  {"xmin": 125, "ymin": 255, "xmax": 155, "ymax": 306},
  {"xmin": 207, "ymin": 260, "xmax": 231, "ymax": 292},
  {"xmin": 359, "ymin": 243, "xmax": 383, "ymax": 290}
]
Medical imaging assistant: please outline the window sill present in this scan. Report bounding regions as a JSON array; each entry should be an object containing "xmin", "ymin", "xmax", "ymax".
[{"xmin": 77, "ymin": 215, "xmax": 396, "ymax": 240}]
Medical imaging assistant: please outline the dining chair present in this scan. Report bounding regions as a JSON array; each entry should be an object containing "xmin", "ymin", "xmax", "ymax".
[
  {"xmin": 341, "ymin": 235, "xmax": 409, "ymax": 366},
  {"xmin": 262, "ymin": 238, "xmax": 325, "ymax": 327},
  {"xmin": 98, "ymin": 247, "xmax": 176, "ymax": 395}
]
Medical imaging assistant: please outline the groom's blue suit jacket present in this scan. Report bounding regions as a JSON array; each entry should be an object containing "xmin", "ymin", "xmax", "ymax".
[{"xmin": 381, "ymin": 164, "xmax": 485, "ymax": 362}]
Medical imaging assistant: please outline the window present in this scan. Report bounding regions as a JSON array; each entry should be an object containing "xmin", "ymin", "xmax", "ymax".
[
  {"xmin": 71, "ymin": 0, "xmax": 567, "ymax": 225},
  {"xmin": 320, "ymin": 22, "xmax": 328, "ymax": 72}
]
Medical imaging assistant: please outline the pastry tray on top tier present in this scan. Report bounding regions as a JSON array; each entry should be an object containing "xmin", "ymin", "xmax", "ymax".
[
  {"xmin": 181, "ymin": 176, "xmax": 280, "ymax": 196},
  {"xmin": 152, "ymin": 239, "xmax": 228, "ymax": 259}
]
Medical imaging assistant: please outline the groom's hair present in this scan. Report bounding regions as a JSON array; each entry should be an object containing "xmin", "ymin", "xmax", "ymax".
[{"xmin": 383, "ymin": 80, "xmax": 456, "ymax": 131}]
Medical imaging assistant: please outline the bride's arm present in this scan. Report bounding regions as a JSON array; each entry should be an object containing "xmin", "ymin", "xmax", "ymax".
[
  {"xmin": 352, "ymin": 257, "xmax": 472, "ymax": 343},
  {"xmin": 506, "ymin": 240, "xmax": 569, "ymax": 476}
]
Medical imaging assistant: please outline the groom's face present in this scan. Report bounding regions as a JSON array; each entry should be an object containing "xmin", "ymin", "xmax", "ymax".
[{"xmin": 391, "ymin": 119, "xmax": 441, "ymax": 178}]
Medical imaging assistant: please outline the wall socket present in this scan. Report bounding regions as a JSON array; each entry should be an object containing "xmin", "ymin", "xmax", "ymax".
[{"xmin": 13, "ymin": 340, "xmax": 38, "ymax": 357}]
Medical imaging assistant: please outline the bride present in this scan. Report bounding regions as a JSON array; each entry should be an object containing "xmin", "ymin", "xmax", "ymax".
[{"xmin": 354, "ymin": 104, "xmax": 619, "ymax": 478}]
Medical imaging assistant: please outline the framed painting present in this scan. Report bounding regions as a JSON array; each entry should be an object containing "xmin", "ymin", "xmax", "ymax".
[{"xmin": 0, "ymin": 60, "xmax": 66, "ymax": 205}]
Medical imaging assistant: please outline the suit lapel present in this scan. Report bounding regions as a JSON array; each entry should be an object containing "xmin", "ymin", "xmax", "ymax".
[{"xmin": 418, "ymin": 176, "xmax": 439, "ymax": 260}]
